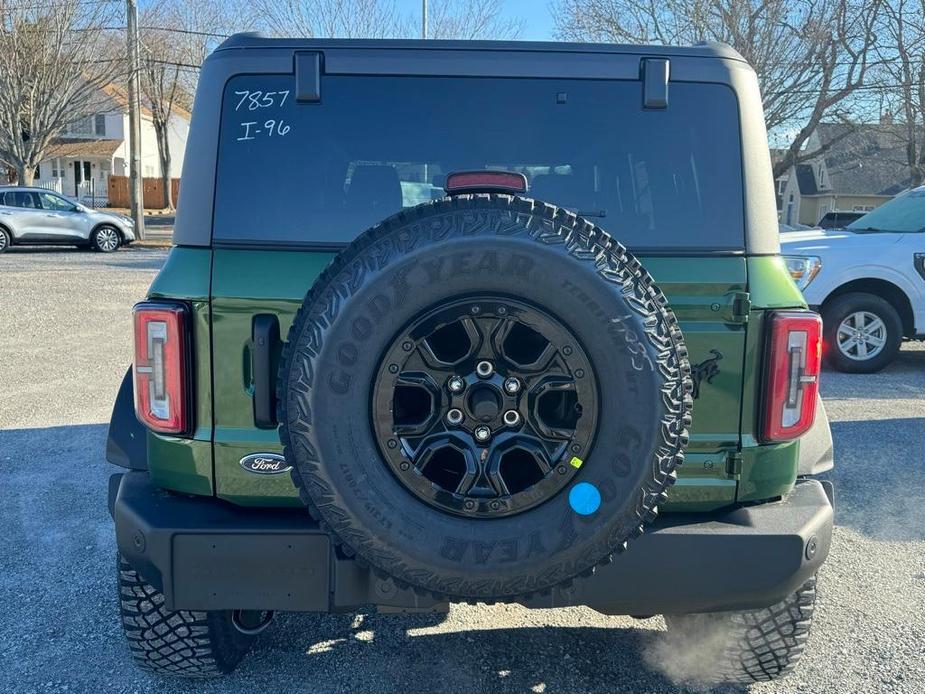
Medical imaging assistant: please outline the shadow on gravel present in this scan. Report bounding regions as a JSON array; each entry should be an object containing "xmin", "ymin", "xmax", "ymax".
[
  {"xmin": 821, "ymin": 346, "xmax": 925, "ymax": 400},
  {"xmin": 0, "ymin": 424, "xmax": 752, "ymax": 693},
  {"xmin": 98, "ymin": 252, "xmax": 169, "ymax": 271},
  {"xmin": 232, "ymin": 613, "xmax": 750, "ymax": 694},
  {"xmin": 0, "ymin": 245, "xmax": 166, "ymax": 270},
  {"xmin": 1, "ymin": 246, "xmax": 89, "ymax": 254},
  {"xmin": 828, "ymin": 417, "xmax": 925, "ymax": 541}
]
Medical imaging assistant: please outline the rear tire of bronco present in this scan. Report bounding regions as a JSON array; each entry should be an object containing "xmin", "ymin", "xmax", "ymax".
[
  {"xmin": 0, "ymin": 227, "xmax": 9, "ymax": 252},
  {"xmin": 822, "ymin": 292, "xmax": 902, "ymax": 373},
  {"xmin": 663, "ymin": 576, "xmax": 817, "ymax": 684},
  {"xmin": 117, "ymin": 555, "xmax": 257, "ymax": 677},
  {"xmin": 279, "ymin": 194, "xmax": 692, "ymax": 600}
]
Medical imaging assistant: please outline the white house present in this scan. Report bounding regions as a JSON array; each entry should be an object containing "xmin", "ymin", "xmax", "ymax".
[
  {"xmin": 32, "ymin": 83, "xmax": 190, "ymax": 207},
  {"xmin": 778, "ymin": 121, "xmax": 914, "ymax": 226}
]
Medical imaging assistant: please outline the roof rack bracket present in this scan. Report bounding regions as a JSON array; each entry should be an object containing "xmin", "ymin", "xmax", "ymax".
[
  {"xmin": 642, "ymin": 58, "xmax": 670, "ymax": 109},
  {"xmin": 295, "ymin": 51, "xmax": 323, "ymax": 103}
]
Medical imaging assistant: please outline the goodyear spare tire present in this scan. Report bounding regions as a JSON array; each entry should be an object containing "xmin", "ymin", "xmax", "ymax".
[{"xmin": 279, "ymin": 195, "xmax": 692, "ymax": 599}]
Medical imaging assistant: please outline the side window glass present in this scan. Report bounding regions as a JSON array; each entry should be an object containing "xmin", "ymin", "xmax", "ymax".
[
  {"xmin": 39, "ymin": 192, "xmax": 74, "ymax": 211},
  {"xmin": 9, "ymin": 192, "xmax": 39, "ymax": 209}
]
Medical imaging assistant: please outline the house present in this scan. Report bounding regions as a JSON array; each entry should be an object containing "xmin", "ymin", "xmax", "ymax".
[
  {"xmin": 778, "ymin": 121, "xmax": 915, "ymax": 226},
  {"xmin": 770, "ymin": 148, "xmax": 790, "ymax": 216},
  {"xmin": 32, "ymin": 83, "xmax": 190, "ymax": 207}
]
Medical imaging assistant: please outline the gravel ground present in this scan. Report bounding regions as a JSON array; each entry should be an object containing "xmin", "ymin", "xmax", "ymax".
[{"xmin": 1, "ymin": 248, "xmax": 923, "ymax": 694}]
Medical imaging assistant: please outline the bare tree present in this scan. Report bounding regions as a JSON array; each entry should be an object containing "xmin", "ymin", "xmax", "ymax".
[
  {"xmin": 139, "ymin": 30, "xmax": 182, "ymax": 210},
  {"xmin": 879, "ymin": 0, "xmax": 925, "ymax": 187},
  {"xmin": 0, "ymin": 0, "xmax": 121, "ymax": 185},
  {"xmin": 249, "ymin": 0, "xmax": 405, "ymax": 38},
  {"xmin": 424, "ymin": 0, "xmax": 523, "ymax": 39},
  {"xmin": 247, "ymin": 0, "xmax": 521, "ymax": 39},
  {"xmin": 138, "ymin": 0, "xmax": 238, "ymax": 209},
  {"xmin": 554, "ymin": 0, "xmax": 883, "ymax": 179}
]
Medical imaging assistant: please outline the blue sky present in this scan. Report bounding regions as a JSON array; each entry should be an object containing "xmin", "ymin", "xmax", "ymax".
[{"xmin": 395, "ymin": 0, "xmax": 557, "ymax": 40}]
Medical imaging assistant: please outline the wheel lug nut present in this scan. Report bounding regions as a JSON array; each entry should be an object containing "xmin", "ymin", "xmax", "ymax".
[
  {"xmin": 448, "ymin": 376, "xmax": 465, "ymax": 393},
  {"xmin": 503, "ymin": 410, "xmax": 521, "ymax": 427},
  {"xmin": 446, "ymin": 408, "xmax": 464, "ymax": 426},
  {"xmin": 476, "ymin": 361, "xmax": 494, "ymax": 378},
  {"xmin": 474, "ymin": 425, "xmax": 491, "ymax": 443},
  {"xmin": 503, "ymin": 377, "xmax": 520, "ymax": 394}
]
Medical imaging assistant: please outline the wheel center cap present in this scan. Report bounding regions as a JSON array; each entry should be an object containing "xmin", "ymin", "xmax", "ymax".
[{"xmin": 468, "ymin": 385, "xmax": 502, "ymax": 422}]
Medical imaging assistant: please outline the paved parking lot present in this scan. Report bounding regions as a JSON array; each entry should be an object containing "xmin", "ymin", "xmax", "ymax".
[{"xmin": 1, "ymin": 248, "xmax": 923, "ymax": 693}]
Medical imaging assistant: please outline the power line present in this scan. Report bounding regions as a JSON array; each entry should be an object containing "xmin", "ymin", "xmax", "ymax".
[
  {"xmin": 0, "ymin": 0, "xmax": 120, "ymax": 12},
  {"xmin": 138, "ymin": 25, "xmax": 229, "ymax": 39},
  {"xmin": 766, "ymin": 82, "xmax": 921, "ymax": 96},
  {"xmin": 89, "ymin": 24, "xmax": 231, "ymax": 38}
]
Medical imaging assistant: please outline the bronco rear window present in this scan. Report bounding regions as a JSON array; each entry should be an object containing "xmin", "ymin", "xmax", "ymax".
[{"xmin": 214, "ymin": 74, "xmax": 744, "ymax": 250}]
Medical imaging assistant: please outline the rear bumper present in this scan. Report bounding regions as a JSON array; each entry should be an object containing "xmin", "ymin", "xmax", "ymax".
[{"xmin": 111, "ymin": 471, "xmax": 833, "ymax": 615}]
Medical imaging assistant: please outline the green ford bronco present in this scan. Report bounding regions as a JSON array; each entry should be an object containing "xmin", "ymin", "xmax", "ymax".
[{"xmin": 107, "ymin": 35, "xmax": 835, "ymax": 683}]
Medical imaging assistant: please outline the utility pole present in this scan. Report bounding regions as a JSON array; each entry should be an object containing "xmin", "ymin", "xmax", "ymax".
[
  {"xmin": 126, "ymin": 0, "xmax": 145, "ymax": 239},
  {"xmin": 422, "ymin": 0, "xmax": 428, "ymax": 39}
]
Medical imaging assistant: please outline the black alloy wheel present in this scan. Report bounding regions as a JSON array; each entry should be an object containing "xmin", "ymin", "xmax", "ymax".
[{"xmin": 372, "ymin": 296, "xmax": 598, "ymax": 518}]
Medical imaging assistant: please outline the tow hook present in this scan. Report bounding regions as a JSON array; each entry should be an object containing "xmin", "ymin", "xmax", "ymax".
[{"xmin": 232, "ymin": 609, "xmax": 275, "ymax": 635}]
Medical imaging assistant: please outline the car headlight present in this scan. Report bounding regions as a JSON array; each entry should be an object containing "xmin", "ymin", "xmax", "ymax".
[{"xmin": 783, "ymin": 255, "xmax": 822, "ymax": 290}]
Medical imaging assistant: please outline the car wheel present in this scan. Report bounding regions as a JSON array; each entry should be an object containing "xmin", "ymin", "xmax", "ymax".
[
  {"xmin": 92, "ymin": 225, "xmax": 121, "ymax": 253},
  {"xmin": 279, "ymin": 194, "xmax": 693, "ymax": 600},
  {"xmin": 822, "ymin": 292, "xmax": 903, "ymax": 373},
  {"xmin": 0, "ymin": 227, "xmax": 9, "ymax": 253}
]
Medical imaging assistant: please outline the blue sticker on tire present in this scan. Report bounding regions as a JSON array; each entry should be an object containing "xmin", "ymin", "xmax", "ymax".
[{"xmin": 569, "ymin": 482, "xmax": 601, "ymax": 516}]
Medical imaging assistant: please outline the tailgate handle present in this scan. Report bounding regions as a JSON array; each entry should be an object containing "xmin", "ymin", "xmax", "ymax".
[{"xmin": 252, "ymin": 314, "xmax": 280, "ymax": 428}]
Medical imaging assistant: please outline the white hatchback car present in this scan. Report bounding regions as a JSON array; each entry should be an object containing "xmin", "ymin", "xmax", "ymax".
[
  {"xmin": 0, "ymin": 186, "xmax": 135, "ymax": 253},
  {"xmin": 781, "ymin": 186, "xmax": 925, "ymax": 372}
]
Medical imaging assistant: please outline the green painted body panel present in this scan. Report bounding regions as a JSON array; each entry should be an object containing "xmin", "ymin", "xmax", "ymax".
[
  {"xmin": 147, "ymin": 433, "xmax": 213, "ymax": 495},
  {"xmin": 746, "ymin": 256, "xmax": 807, "ymax": 309},
  {"xmin": 734, "ymin": 256, "xmax": 807, "ymax": 497},
  {"xmin": 206, "ymin": 251, "xmax": 747, "ymax": 511},
  {"xmin": 737, "ymin": 441, "xmax": 800, "ymax": 502},
  {"xmin": 144, "ymin": 248, "xmax": 809, "ymax": 512},
  {"xmin": 738, "ymin": 258, "xmax": 808, "ymax": 450},
  {"xmin": 210, "ymin": 250, "xmax": 333, "ymax": 506}
]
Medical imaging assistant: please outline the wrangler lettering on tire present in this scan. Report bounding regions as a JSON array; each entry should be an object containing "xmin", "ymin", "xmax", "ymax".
[{"xmin": 279, "ymin": 195, "xmax": 693, "ymax": 600}]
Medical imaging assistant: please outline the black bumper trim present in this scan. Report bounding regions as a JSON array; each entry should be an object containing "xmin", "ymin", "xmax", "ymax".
[{"xmin": 112, "ymin": 472, "xmax": 833, "ymax": 614}]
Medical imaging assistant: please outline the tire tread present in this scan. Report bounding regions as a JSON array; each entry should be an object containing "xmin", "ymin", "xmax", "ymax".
[
  {"xmin": 278, "ymin": 194, "xmax": 694, "ymax": 599},
  {"xmin": 117, "ymin": 555, "xmax": 250, "ymax": 678}
]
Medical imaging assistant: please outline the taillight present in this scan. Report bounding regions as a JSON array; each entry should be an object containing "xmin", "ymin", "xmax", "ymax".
[
  {"xmin": 133, "ymin": 301, "xmax": 190, "ymax": 435},
  {"xmin": 445, "ymin": 170, "xmax": 528, "ymax": 195},
  {"xmin": 761, "ymin": 311, "xmax": 822, "ymax": 442}
]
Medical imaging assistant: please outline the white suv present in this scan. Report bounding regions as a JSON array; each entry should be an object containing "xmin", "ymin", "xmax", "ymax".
[{"xmin": 781, "ymin": 186, "xmax": 925, "ymax": 372}]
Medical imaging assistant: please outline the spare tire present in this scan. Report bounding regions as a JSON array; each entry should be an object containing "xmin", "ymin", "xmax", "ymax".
[{"xmin": 279, "ymin": 195, "xmax": 692, "ymax": 600}]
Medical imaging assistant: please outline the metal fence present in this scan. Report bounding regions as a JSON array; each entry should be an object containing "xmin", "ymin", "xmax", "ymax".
[
  {"xmin": 33, "ymin": 179, "xmax": 64, "ymax": 194},
  {"xmin": 32, "ymin": 179, "xmax": 107, "ymax": 208}
]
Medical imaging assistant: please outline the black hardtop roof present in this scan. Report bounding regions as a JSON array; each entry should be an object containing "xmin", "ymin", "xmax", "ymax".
[
  {"xmin": 215, "ymin": 32, "xmax": 747, "ymax": 64},
  {"xmin": 175, "ymin": 32, "xmax": 778, "ymax": 254}
]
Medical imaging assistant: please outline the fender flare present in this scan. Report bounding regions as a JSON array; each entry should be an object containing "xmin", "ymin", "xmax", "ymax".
[{"xmin": 106, "ymin": 367, "xmax": 148, "ymax": 470}]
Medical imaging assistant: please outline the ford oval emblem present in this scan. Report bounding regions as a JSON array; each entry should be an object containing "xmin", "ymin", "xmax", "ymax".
[{"xmin": 239, "ymin": 453, "xmax": 292, "ymax": 475}]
